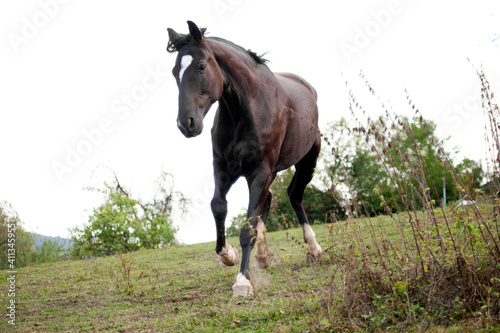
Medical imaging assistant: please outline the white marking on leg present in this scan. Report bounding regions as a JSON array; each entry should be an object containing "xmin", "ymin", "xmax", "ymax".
[
  {"xmin": 178, "ymin": 55, "xmax": 193, "ymax": 83},
  {"xmin": 216, "ymin": 240, "xmax": 239, "ymax": 266},
  {"xmin": 255, "ymin": 218, "xmax": 272, "ymax": 268},
  {"xmin": 233, "ymin": 273, "xmax": 253, "ymax": 297},
  {"xmin": 302, "ymin": 224, "xmax": 322, "ymax": 256},
  {"xmin": 256, "ymin": 219, "xmax": 266, "ymax": 243},
  {"xmin": 236, "ymin": 273, "xmax": 249, "ymax": 282}
]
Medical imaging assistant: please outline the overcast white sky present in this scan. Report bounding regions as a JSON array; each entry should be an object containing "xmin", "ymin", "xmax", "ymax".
[{"xmin": 1, "ymin": 0, "xmax": 499, "ymax": 244}]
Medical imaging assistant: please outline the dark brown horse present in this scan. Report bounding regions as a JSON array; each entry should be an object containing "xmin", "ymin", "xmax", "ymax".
[{"xmin": 167, "ymin": 21, "xmax": 322, "ymax": 296}]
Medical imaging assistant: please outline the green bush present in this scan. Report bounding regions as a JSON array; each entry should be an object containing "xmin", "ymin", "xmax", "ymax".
[
  {"xmin": 70, "ymin": 171, "xmax": 184, "ymax": 258},
  {"xmin": 30, "ymin": 238, "xmax": 68, "ymax": 265}
]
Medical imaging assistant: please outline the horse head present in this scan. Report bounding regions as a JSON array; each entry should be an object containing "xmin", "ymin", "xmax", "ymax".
[{"xmin": 167, "ymin": 21, "xmax": 223, "ymax": 138}]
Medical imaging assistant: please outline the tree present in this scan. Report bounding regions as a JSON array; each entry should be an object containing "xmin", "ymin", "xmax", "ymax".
[
  {"xmin": 456, "ymin": 158, "xmax": 484, "ymax": 199},
  {"xmin": 0, "ymin": 201, "xmax": 35, "ymax": 269},
  {"xmin": 30, "ymin": 238, "xmax": 68, "ymax": 265},
  {"xmin": 321, "ymin": 117, "xmax": 396, "ymax": 215},
  {"xmin": 322, "ymin": 115, "xmax": 484, "ymax": 215},
  {"xmin": 70, "ymin": 171, "xmax": 186, "ymax": 258}
]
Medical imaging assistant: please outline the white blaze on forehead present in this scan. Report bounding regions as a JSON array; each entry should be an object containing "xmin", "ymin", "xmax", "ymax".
[{"xmin": 178, "ymin": 55, "xmax": 193, "ymax": 83}]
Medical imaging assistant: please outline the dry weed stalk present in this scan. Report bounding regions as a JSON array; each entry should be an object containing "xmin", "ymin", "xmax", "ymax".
[{"xmin": 312, "ymin": 71, "xmax": 500, "ymax": 330}]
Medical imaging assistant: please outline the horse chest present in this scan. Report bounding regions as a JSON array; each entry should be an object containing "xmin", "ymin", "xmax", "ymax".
[{"xmin": 212, "ymin": 121, "xmax": 261, "ymax": 176}]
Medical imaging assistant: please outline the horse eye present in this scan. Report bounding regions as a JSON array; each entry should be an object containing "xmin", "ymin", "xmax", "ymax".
[{"xmin": 198, "ymin": 63, "xmax": 207, "ymax": 72}]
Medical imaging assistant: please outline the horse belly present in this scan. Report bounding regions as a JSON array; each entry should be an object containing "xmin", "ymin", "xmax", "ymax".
[
  {"xmin": 276, "ymin": 116, "xmax": 318, "ymax": 171},
  {"xmin": 274, "ymin": 75, "xmax": 319, "ymax": 171}
]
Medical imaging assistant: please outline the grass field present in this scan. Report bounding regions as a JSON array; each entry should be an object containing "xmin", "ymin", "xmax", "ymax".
[
  {"xmin": 2, "ymin": 202, "xmax": 499, "ymax": 332},
  {"xmin": 1, "ymin": 224, "xmax": 333, "ymax": 332}
]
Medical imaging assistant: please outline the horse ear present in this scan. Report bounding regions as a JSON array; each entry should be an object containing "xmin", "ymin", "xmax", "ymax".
[
  {"xmin": 167, "ymin": 28, "xmax": 184, "ymax": 52},
  {"xmin": 187, "ymin": 20, "xmax": 203, "ymax": 42}
]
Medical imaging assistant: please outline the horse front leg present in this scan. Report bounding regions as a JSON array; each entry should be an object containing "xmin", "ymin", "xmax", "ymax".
[
  {"xmin": 233, "ymin": 168, "xmax": 273, "ymax": 297},
  {"xmin": 211, "ymin": 156, "xmax": 239, "ymax": 266}
]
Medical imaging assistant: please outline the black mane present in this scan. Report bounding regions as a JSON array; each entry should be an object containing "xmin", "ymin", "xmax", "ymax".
[
  {"xmin": 168, "ymin": 32, "xmax": 268, "ymax": 65},
  {"xmin": 246, "ymin": 49, "xmax": 268, "ymax": 65},
  {"xmin": 207, "ymin": 37, "xmax": 268, "ymax": 66}
]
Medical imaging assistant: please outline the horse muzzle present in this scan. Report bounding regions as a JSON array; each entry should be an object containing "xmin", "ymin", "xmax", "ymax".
[{"xmin": 177, "ymin": 116, "xmax": 203, "ymax": 138}]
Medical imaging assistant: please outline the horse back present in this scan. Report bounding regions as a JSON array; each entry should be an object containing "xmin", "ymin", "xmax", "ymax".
[{"xmin": 275, "ymin": 72, "xmax": 318, "ymax": 101}]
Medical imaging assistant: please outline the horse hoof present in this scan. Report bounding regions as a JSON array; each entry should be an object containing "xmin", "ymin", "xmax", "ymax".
[
  {"xmin": 232, "ymin": 273, "xmax": 254, "ymax": 297},
  {"xmin": 306, "ymin": 251, "xmax": 322, "ymax": 263},
  {"xmin": 217, "ymin": 243, "xmax": 239, "ymax": 267},
  {"xmin": 255, "ymin": 253, "xmax": 273, "ymax": 269}
]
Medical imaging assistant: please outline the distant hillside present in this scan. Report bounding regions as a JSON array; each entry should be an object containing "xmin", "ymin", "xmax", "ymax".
[{"xmin": 30, "ymin": 233, "xmax": 72, "ymax": 249}]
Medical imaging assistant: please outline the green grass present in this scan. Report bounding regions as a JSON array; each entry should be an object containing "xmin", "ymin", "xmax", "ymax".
[
  {"xmin": 0, "ymin": 225, "xmax": 333, "ymax": 332},
  {"xmin": 1, "ymin": 206, "xmax": 499, "ymax": 332}
]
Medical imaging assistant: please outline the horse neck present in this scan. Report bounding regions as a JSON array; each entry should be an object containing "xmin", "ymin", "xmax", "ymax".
[{"xmin": 207, "ymin": 38, "xmax": 261, "ymax": 110}]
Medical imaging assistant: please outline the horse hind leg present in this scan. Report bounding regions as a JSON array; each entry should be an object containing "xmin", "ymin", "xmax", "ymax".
[
  {"xmin": 254, "ymin": 192, "xmax": 273, "ymax": 269},
  {"xmin": 287, "ymin": 142, "xmax": 322, "ymax": 261}
]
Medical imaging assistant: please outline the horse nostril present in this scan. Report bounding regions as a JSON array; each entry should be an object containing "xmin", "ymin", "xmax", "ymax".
[{"xmin": 188, "ymin": 117, "xmax": 195, "ymax": 131}]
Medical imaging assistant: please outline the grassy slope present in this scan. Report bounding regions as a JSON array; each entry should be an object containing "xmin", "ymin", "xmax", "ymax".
[
  {"xmin": 1, "ymin": 211, "xmax": 499, "ymax": 332},
  {"xmin": 1, "ymin": 225, "xmax": 336, "ymax": 332}
]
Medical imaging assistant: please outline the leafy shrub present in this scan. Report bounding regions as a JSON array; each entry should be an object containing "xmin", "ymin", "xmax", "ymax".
[
  {"xmin": 70, "ymin": 171, "xmax": 185, "ymax": 258},
  {"xmin": 30, "ymin": 238, "xmax": 68, "ymax": 265}
]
